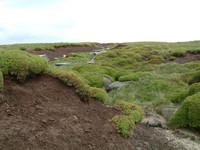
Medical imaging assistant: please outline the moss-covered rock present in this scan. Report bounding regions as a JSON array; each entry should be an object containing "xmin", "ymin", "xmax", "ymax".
[
  {"xmin": 0, "ymin": 50, "xmax": 48, "ymax": 80},
  {"xmin": 169, "ymin": 92, "xmax": 200, "ymax": 128}
]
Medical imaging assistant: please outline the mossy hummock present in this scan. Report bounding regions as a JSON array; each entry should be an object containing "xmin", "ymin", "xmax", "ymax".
[
  {"xmin": 0, "ymin": 50, "xmax": 48, "ymax": 80},
  {"xmin": 169, "ymin": 92, "xmax": 200, "ymax": 128},
  {"xmin": 112, "ymin": 101, "xmax": 143, "ymax": 137},
  {"xmin": 49, "ymin": 69, "xmax": 110, "ymax": 103}
]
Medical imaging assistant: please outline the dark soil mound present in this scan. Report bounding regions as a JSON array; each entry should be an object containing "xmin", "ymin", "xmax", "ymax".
[
  {"xmin": 0, "ymin": 75, "xmax": 134, "ymax": 150},
  {"xmin": 168, "ymin": 53, "xmax": 200, "ymax": 64},
  {"xmin": 28, "ymin": 46, "xmax": 98, "ymax": 61}
]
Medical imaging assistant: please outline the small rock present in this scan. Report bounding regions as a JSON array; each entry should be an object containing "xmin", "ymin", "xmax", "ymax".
[
  {"xmin": 90, "ymin": 49, "xmax": 107, "ymax": 55},
  {"xmin": 103, "ymin": 77, "xmax": 112, "ymax": 90},
  {"xmin": 87, "ymin": 60, "xmax": 95, "ymax": 64},
  {"xmin": 72, "ymin": 116, "xmax": 78, "ymax": 124},
  {"xmin": 147, "ymin": 117, "xmax": 162, "ymax": 127},
  {"xmin": 161, "ymin": 108, "xmax": 178, "ymax": 120},
  {"xmin": 41, "ymin": 119, "xmax": 47, "ymax": 124},
  {"xmin": 108, "ymin": 81, "xmax": 134, "ymax": 90},
  {"xmin": 38, "ymin": 54, "xmax": 49, "ymax": 60},
  {"xmin": 55, "ymin": 62, "xmax": 70, "ymax": 66},
  {"xmin": 136, "ymin": 147, "xmax": 142, "ymax": 150}
]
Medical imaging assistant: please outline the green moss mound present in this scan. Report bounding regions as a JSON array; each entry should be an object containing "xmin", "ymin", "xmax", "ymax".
[
  {"xmin": 112, "ymin": 101, "xmax": 143, "ymax": 137},
  {"xmin": 49, "ymin": 69, "xmax": 110, "ymax": 103},
  {"xmin": 82, "ymin": 73, "xmax": 105, "ymax": 88},
  {"xmin": 187, "ymin": 70, "xmax": 200, "ymax": 84},
  {"xmin": 169, "ymin": 88, "xmax": 189, "ymax": 103},
  {"xmin": 119, "ymin": 72, "xmax": 152, "ymax": 81},
  {"xmin": 169, "ymin": 92, "xmax": 200, "ymax": 128},
  {"xmin": 0, "ymin": 71, "xmax": 3, "ymax": 92},
  {"xmin": 0, "ymin": 50, "xmax": 48, "ymax": 80},
  {"xmin": 112, "ymin": 115, "xmax": 134, "ymax": 137},
  {"xmin": 114, "ymin": 101, "xmax": 143, "ymax": 122},
  {"xmin": 170, "ymin": 49, "xmax": 187, "ymax": 57},
  {"xmin": 189, "ymin": 83, "xmax": 200, "ymax": 96},
  {"xmin": 72, "ymin": 64, "xmax": 119, "ymax": 79}
]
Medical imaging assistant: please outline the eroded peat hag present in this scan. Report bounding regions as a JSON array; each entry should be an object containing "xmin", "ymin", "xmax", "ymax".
[
  {"xmin": 167, "ymin": 53, "xmax": 200, "ymax": 64},
  {"xmin": 27, "ymin": 46, "xmax": 98, "ymax": 61},
  {"xmin": 0, "ymin": 75, "xmax": 135, "ymax": 150}
]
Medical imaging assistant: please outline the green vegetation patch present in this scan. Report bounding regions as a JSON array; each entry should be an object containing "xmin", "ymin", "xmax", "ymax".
[
  {"xmin": 169, "ymin": 92, "xmax": 200, "ymax": 128},
  {"xmin": 119, "ymin": 72, "xmax": 151, "ymax": 81},
  {"xmin": 0, "ymin": 42, "xmax": 98, "ymax": 51},
  {"xmin": 0, "ymin": 50, "xmax": 48, "ymax": 80},
  {"xmin": 82, "ymin": 73, "xmax": 105, "ymax": 88},
  {"xmin": 110, "ymin": 70, "xmax": 188, "ymax": 112},
  {"xmin": 72, "ymin": 64, "xmax": 119, "ymax": 80},
  {"xmin": 112, "ymin": 101, "xmax": 143, "ymax": 137},
  {"xmin": 95, "ymin": 50, "xmax": 143, "ymax": 69},
  {"xmin": 186, "ymin": 70, "xmax": 200, "ymax": 84},
  {"xmin": 114, "ymin": 101, "xmax": 143, "ymax": 122},
  {"xmin": 168, "ymin": 88, "xmax": 189, "ymax": 103},
  {"xmin": 112, "ymin": 115, "xmax": 135, "ymax": 137},
  {"xmin": 189, "ymin": 83, "xmax": 200, "ymax": 96},
  {"xmin": 170, "ymin": 49, "xmax": 187, "ymax": 57}
]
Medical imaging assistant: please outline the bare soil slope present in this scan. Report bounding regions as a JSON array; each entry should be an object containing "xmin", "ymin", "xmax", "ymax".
[
  {"xmin": 0, "ymin": 75, "xmax": 135, "ymax": 150},
  {"xmin": 1, "ymin": 75, "xmax": 199, "ymax": 150}
]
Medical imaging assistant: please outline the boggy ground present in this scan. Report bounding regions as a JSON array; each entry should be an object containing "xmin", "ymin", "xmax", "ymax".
[
  {"xmin": 168, "ymin": 53, "xmax": 200, "ymax": 64},
  {"xmin": 0, "ymin": 75, "xmax": 199, "ymax": 150},
  {"xmin": 27, "ymin": 46, "xmax": 98, "ymax": 61}
]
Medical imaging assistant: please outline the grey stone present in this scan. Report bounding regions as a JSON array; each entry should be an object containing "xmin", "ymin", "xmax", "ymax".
[
  {"xmin": 90, "ymin": 49, "xmax": 107, "ymax": 55},
  {"xmin": 38, "ymin": 54, "xmax": 49, "ymax": 60},
  {"xmin": 55, "ymin": 62, "xmax": 70, "ymax": 66},
  {"xmin": 103, "ymin": 77, "xmax": 112, "ymax": 90},
  {"xmin": 147, "ymin": 117, "xmax": 162, "ymax": 127},
  {"xmin": 87, "ymin": 60, "xmax": 94, "ymax": 64},
  {"xmin": 161, "ymin": 108, "xmax": 178, "ymax": 120},
  {"xmin": 108, "ymin": 81, "xmax": 134, "ymax": 90},
  {"xmin": 87, "ymin": 57, "xmax": 95, "ymax": 64}
]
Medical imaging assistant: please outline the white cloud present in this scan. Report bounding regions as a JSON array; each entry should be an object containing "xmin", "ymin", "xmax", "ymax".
[{"xmin": 0, "ymin": 0, "xmax": 200, "ymax": 44}]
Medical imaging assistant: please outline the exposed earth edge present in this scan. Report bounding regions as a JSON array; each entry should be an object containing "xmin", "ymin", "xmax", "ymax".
[{"xmin": 0, "ymin": 75, "xmax": 199, "ymax": 150}]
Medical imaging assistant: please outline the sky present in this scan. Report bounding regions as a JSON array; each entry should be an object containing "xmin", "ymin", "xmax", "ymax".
[{"xmin": 0, "ymin": 0, "xmax": 200, "ymax": 44}]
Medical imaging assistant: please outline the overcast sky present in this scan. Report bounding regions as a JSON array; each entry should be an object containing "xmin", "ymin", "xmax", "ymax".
[{"xmin": 0, "ymin": 0, "xmax": 200, "ymax": 44}]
